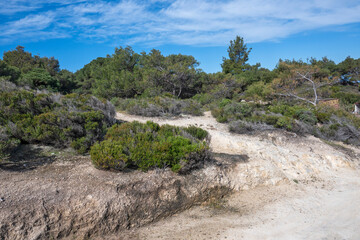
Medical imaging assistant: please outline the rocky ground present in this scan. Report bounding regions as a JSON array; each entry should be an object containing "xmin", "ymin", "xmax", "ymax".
[{"xmin": 0, "ymin": 111, "xmax": 359, "ymax": 239}]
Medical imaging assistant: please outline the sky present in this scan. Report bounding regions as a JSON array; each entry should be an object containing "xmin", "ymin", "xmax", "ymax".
[{"xmin": 0, "ymin": 0, "xmax": 360, "ymax": 73}]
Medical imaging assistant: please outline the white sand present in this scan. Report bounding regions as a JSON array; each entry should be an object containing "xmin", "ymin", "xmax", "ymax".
[{"xmin": 115, "ymin": 111, "xmax": 360, "ymax": 240}]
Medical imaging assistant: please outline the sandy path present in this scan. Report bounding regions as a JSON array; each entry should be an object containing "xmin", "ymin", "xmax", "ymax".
[
  {"xmin": 117, "ymin": 169, "xmax": 360, "ymax": 240},
  {"xmin": 115, "ymin": 112, "xmax": 360, "ymax": 240}
]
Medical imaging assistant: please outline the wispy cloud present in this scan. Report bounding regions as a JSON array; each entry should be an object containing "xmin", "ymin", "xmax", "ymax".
[
  {"xmin": 0, "ymin": 0, "xmax": 85, "ymax": 15},
  {"xmin": 1, "ymin": 0, "xmax": 360, "ymax": 46}
]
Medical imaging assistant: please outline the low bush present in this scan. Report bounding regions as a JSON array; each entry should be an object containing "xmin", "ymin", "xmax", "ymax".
[
  {"xmin": 275, "ymin": 116, "xmax": 294, "ymax": 131},
  {"xmin": 90, "ymin": 121, "xmax": 210, "ymax": 173},
  {"xmin": 223, "ymin": 102, "xmax": 254, "ymax": 120},
  {"xmin": 229, "ymin": 120, "xmax": 254, "ymax": 134},
  {"xmin": 244, "ymin": 81, "xmax": 273, "ymax": 100},
  {"xmin": 260, "ymin": 114, "xmax": 280, "ymax": 125},
  {"xmin": 294, "ymin": 109, "xmax": 318, "ymax": 125},
  {"xmin": 112, "ymin": 96, "xmax": 203, "ymax": 117},
  {"xmin": 181, "ymin": 99, "xmax": 203, "ymax": 116},
  {"xmin": 225, "ymin": 100, "xmax": 360, "ymax": 145},
  {"xmin": 0, "ymin": 84, "xmax": 116, "ymax": 153},
  {"xmin": 332, "ymin": 92, "xmax": 360, "ymax": 106},
  {"xmin": 192, "ymin": 93, "xmax": 213, "ymax": 106},
  {"xmin": 229, "ymin": 120, "xmax": 273, "ymax": 134},
  {"xmin": 183, "ymin": 125, "xmax": 209, "ymax": 140},
  {"xmin": 268, "ymin": 102, "xmax": 310, "ymax": 118},
  {"xmin": 211, "ymin": 107, "xmax": 226, "ymax": 122},
  {"xmin": 211, "ymin": 100, "xmax": 256, "ymax": 123},
  {"xmin": 314, "ymin": 107, "xmax": 332, "ymax": 123}
]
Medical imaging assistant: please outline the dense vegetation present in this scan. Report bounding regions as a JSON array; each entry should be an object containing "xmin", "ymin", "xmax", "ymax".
[
  {"xmin": 91, "ymin": 121, "xmax": 209, "ymax": 173},
  {"xmin": 1, "ymin": 36, "xmax": 360, "ymax": 169},
  {"xmin": 0, "ymin": 80, "xmax": 115, "ymax": 158}
]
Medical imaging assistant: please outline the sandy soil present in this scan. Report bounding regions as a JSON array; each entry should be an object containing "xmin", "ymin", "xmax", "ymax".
[
  {"xmin": 115, "ymin": 112, "xmax": 360, "ymax": 240},
  {"xmin": 117, "ymin": 169, "xmax": 360, "ymax": 240}
]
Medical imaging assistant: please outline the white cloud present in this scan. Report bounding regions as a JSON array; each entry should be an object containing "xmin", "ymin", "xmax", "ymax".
[
  {"xmin": 1, "ymin": 0, "xmax": 360, "ymax": 46},
  {"xmin": 0, "ymin": 13, "xmax": 54, "ymax": 36},
  {"xmin": 0, "ymin": 0, "xmax": 85, "ymax": 14}
]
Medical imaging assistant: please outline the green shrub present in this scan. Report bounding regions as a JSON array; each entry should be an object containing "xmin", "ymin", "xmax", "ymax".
[
  {"xmin": 216, "ymin": 116, "xmax": 228, "ymax": 123},
  {"xmin": 229, "ymin": 120, "xmax": 254, "ymax": 134},
  {"xmin": 329, "ymin": 123, "xmax": 341, "ymax": 131},
  {"xmin": 261, "ymin": 115, "xmax": 280, "ymax": 125},
  {"xmin": 223, "ymin": 102, "xmax": 254, "ymax": 120},
  {"xmin": 192, "ymin": 93, "xmax": 213, "ymax": 106},
  {"xmin": 181, "ymin": 100, "xmax": 203, "ymax": 116},
  {"xmin": 211, "ymin": 107, "xmax": 224, "ymax": 119},
  {"xmin": 219, "ymin": 98, "xmax": 232, "ymax": 108},
  {"xmin": 0, "ymin": 87, "xmax": 115, "ymax": 153},
  {"xmin": 295, "ymin": 109, "xmax": 318, "ymax": 125},
  {"xmin": 113, "ymin": 97, "xmax": 203, "ymax": 117},
  {"xmin": 332, "ymin": 92, "xmax": 360, "ymax": 106},
  {"xmin": 268, "ymin": 102, "xmax": 309, "ymax": 118},
  {"xmin": 275, "ymin": 116, "xmax": 294, "ymax": 130},
  {"xmin": 314, "ymin": 107, "xmax": 332, "ymax": 123},
  {"xmin": 244, "ymin": 81, "xmax": 272, "ymax": 100},
  {"xmin": 319, "ymin": 125, "xmax": 336, "ymax": 137},
  {"xmin": 184, "ymin": 125, "xmax": 209, "ymax": 140},
  {"xmin": 71, "ymin": 137, "xmax": 91, "ymax": 154},
  {"xmin": 211, "ymin": 101, "xmax": 256, "ymax": 123},
  {"xmin": 91, "ymin": 121, "xmax": 210, "ymax": 173},
  {"xmin": 90, "ymin": 140, "xmax": 129, "ymax": 170}
]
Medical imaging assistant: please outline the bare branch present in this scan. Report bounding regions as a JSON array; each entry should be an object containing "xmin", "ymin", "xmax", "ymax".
[
  {"xmin": 275, "ymin": 93, "xmax": 316, "ymax": 106},
  {"xmin": 296, "ymin": 71, "xmax": 318, "ymax": 104}
]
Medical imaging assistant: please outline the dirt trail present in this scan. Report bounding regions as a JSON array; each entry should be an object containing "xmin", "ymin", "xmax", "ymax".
[{"xmin": 116, "ymin": 111, "xmax": 360, "ymax": 240}]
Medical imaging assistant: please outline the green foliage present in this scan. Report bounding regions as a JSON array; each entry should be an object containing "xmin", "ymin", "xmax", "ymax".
[
  {"xmin": 21, "ymin": 68, "xmax": 59, "ymax": 91},
  {"xmin": 314, "ymin": 107, "xmax": 332, "ymax": 123},
  {"xmin": 211, "ymin": 107, "xmax": 227, "ymax": 123},
  {"xmin": 332, "ymin": 92, "xmax": 360, "ymax": 106},
  {"xmin": 184, "ymin": 125, "xmax": 209, "ymax": 140},
  {"xmin": 319, "ymin": 125, "xmax": 337, "ymax": 137},
  {"xmin": 229, "ymin": 120, "xmax": 254, "ymax": 134},
  {"xmin": 219, "ymin": 98, "xmax": 232, "ymax": 108},
  {"xmin": 0, "ymin": 86, "xmax": 115, "ymax": 153},
  {"xmin": 75, "ymin": 47, "xmax": 204, "ymax": 99},
  {"xmin": 294, "ymin": 109, "xmax": 318, "ymax": 125},
  {"xmin": 1, "ymin": 46, "xmax": 76, "ymax": 93},
  {"xmin": 112, "ymin": 96, "xmax": 203, "ymax": 117},
  {"xmin": 260, "ymin": 115, "xmax": 280, "ymax": 125},
  {"xmin": 90, "ymin": 140, "xmax": 130, "ymax": 170},
  {"xmin": 181, "ymin": 100, "xmax": 203, "ymax": 116},
  {"xmin": 275, "ymin": 116, "xmax": 294, "ymax": 130},
  {"xmin": 57, "ymin": 69, "xmax": 77, "ymax": 94},
  {"xmin": 337, "ymin": 57, "xmax": 360, "ymax": 83},
  {"xmin": 222, "ymin": 36, "xmax": 252, "ymax": 74},
  {"xmin": 142, "ymin": 50, "xmax": 201, "ymax": 98},
  {"xmin": 2, "ymin": 40, "xmax": 360, "ymax": 151},
  {"xmin": 192, "ymin": 93, "xmax": 214, "ymax": 106},
  {"xmin": 244, "ymin": 81, "xmax": 273, "ymax": 100},
  {"xmin": 267, "ymin": 102, "xmax": 319, "ymax": 125},
  {"xmin": 211, "ymin": 101, "xmax": 255, "ymax": 123},
  {"xmin": 91, "ymin": 121, "xmax": 209, "ymax": 173},
  {"xmin": 0, "ymin": 60, "xmax": 21, "ymax": 83},
  {"xmin": 3, "ymin": 46, "xmax": 60, "ymax": 75},
  {"xmin": 3, "ymin": 46, "xmax": 36, "ymax": 73}
]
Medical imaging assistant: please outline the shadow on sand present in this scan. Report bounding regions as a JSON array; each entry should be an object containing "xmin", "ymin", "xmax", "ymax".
[
  {"xmin": 0, "ymin": 144, "xmax": 56, "ymax": 172},
  {"xmin": 212, "ymin": 152, "xmax": 249, "ymax": 164}
]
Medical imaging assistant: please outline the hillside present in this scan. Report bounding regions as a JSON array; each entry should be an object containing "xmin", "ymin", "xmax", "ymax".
[
  {"xmin": 1, "ymin": 37, "xmax": 360, "ymax": 240},
  {"xmin": 1, "ymin": 111, "xmax": 359, "ymax": 239}
]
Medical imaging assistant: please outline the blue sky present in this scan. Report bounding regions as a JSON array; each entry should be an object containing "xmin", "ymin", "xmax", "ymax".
[{"xmin": 0, "ymin": 0, "xmax": 360, "ymax": 73}]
